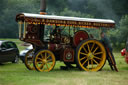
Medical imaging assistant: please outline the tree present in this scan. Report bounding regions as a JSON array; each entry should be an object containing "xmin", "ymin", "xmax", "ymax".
[
  {"xmin": 118, "ymin": 15, "xmax": 128, "ymax": 43},
  {"xmin": 47, "ymin": 0, "xmax": 68, "ymax": 14},
  {"xmin": 0, "ymin": 0, "xmax": 40, "ymax": 38}
]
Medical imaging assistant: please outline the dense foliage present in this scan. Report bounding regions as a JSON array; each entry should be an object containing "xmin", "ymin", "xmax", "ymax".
[{"xmin": 0, "ymin": 0, "xmax": 128, "ymax": 49}]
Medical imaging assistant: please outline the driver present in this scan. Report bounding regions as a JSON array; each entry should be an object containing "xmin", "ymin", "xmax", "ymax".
[{"xmin": 50, "ymin": 26, "xmax": 61, "ymax": 43}]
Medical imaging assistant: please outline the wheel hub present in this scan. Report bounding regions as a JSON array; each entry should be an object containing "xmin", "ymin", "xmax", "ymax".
[
  {"xmin": 42, "ymin": 59, "xmax": 47, "ymax": 63},
  {"xmin": 88, "ymin": 53, "xmax": 94, "ymax": 59}
]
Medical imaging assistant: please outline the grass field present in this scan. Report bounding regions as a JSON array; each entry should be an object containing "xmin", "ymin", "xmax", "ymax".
[{"xmin": 0, "ymin": 39, "xmax": 128, "ymax": 85}]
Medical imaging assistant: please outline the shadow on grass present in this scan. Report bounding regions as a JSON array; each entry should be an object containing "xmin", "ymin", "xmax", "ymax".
[
  {"xmin": 53, "ymin": 67, "xmax": 80, "ymax": 72},
  {"xmin": 0, "ymin": 62, "xmax": 13, "ymax": 66}
]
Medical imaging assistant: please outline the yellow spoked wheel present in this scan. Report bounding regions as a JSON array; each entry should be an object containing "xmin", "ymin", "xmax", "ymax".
[
  {"xmin": 33, "ymin": 49, "xmax": 56, "ymax": 72},
  {"xmin": 76, "ymin": 39, "xmax": 106, "ymax": 71},
  {"xmin": 24, "ymin": 49, "xmax": 35, "ymax": 70}
]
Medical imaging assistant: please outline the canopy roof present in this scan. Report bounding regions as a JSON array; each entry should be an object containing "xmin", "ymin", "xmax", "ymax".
[{"xmin": 16, "ymin": 13, "xmax": 115, "ymax": 28}]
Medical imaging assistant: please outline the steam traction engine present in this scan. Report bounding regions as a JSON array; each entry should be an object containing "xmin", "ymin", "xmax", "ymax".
[
  {"xmin": 15, "ymin": 0, "xmax": 117, "ymax": 72},
  {"xmin": 16, "ymin": 13, "xmax": 118, "ymax": 72}
]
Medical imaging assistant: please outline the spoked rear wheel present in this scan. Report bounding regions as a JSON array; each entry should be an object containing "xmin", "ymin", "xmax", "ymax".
[
  {"xmin": 76, "ymin": 39, "xmax": 106, "ymax": 71},
  {"xmin": 33, "ymin": 49, "xmax": 56, "ymax": 72},
  {"xmin": 24, "ymin": 49, "xmax": 35, "ymax": 70}
]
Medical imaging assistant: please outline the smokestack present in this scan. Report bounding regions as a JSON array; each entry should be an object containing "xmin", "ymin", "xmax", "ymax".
[
  {"xmin": 39, "ymin": 0, "xmax": 46, "ymax": 42},
  {"xmin": 40, "ymin": 0, "xmax": 46, "ymax": 15}
]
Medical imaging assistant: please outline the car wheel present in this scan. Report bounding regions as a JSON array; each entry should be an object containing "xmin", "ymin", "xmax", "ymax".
[{"xmin": 12, "ymin": 55, "xmax": 19, "ymax": 63}]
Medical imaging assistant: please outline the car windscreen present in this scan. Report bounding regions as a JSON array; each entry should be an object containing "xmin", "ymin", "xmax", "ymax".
[
  {"xmin": 6, "ymin": 42, "xmax": 17, "ymax": 49},
  {"xmin": 1, "ymin": 42, "xmax": 8, "ymax": 49}
]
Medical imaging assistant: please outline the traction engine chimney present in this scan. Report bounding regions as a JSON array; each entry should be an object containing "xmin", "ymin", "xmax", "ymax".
[
  {"xmin": 40, "ymin": 0, "xmax": 46, "ymax": 15},
  {"xmin": 39, "ymin": 0, "xmax": 46, "ymax": 42}
]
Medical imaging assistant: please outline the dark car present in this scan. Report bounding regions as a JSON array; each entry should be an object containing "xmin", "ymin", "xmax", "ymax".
[{"xmin": 0, "ymin": 40, "xmax": 19, "ymax": 63}]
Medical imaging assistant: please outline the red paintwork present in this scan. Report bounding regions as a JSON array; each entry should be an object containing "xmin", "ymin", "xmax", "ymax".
[
  {"xmin": 25, "ymin": 39, "xmax": 43, "ymax": 46},
  {"xmin": 63, "ymin": 48, "xmax": 74, "ymax": 62},
  {"xmin": 121, "ymin": 48, "xmax": 128, "ymax": 64},
  {"xmin": 73, "ymin": 31, "xmax": 89, "ymax": 46},
  {"xmin": 21, "ymin": 24, "xmax": 43, "ymax": 46},
  {"xmin": 121, "ymin": 48, "xmax": 126, "ymax": 56},
  {"xmin": 48, "ymin": 43, "xmax": 62, "ymax": 51}
]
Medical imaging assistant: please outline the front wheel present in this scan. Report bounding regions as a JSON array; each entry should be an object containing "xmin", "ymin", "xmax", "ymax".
[
  {"xmin": 24, "ymin": 49, "xmax": 35, "ymax": 70},
  {"xmin": 33, "ymin": 49, "xmax": 56, "ymax": 72},
  {"xmin": 76, "ymin": 39, "xmax": 106, "ymax": 71}
]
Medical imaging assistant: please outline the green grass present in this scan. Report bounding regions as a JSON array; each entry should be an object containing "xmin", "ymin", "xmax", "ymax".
[{"xmin": 0, "ymin": 39, "xmax": 128, "ymax": 85}]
